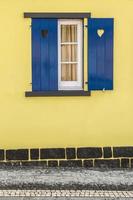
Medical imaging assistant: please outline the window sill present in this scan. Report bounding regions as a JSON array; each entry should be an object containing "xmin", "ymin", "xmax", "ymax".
[{"xmin": 25, "ymin": 91, "xmax": 91, "ymax": 97}]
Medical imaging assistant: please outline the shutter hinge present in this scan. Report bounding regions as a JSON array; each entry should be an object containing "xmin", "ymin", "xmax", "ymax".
[
  {"xmin": 30, "ymin": 24, "xmax": 32, "ymax": 28},
  {"xmin": 84, "ymin": 25, "xmax": 88, "ymax": 28}
]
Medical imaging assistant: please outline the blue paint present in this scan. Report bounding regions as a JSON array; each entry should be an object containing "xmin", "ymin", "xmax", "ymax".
[
  {"xmin": 48, "ymin": 21, "xmax": 58, "ymax": 91},
  {"xmin": 88, "ymin": 18, "xmax": 114, "ymax": 90},
  {"xmin": 32, "ymin": 19, "xmax": 58, "ymax": 91},
  {"xmin": 32, "ymin": 19, "xmax": 41, "ymax": 91}
]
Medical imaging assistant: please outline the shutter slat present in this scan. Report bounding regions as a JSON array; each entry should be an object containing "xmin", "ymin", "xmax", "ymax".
[
  {"xmin": 32, "ymin": 19, "xmax": 41, "ymax": 91},
  {"xmin": 40, "ymin": 20, "xmax": 49, "ymax": 91},
  {"xmin": 49, "ymin": 20, "xmax": 58, "ymax": 91}
]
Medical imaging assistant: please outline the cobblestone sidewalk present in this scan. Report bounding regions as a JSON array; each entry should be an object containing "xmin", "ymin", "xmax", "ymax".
[
  {"xmin": 0, "ymin": 198, "xmax": 133, "ymax": 200},
  {"xmin": 0, "ymin": 190, "xmax": 132, "ymax": 198}
]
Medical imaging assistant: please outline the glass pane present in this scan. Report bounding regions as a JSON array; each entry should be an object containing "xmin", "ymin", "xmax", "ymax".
[
  {"xmin": 61, "ymin": 25, "xmax": 77, "ymax": 42},
  {"xmin": 61, "ymin": 44, "xmax": 77, "ymax": 62},
  {"xmin": 61, "ymin": 64, "xmax": 77, "ymax": 81}
]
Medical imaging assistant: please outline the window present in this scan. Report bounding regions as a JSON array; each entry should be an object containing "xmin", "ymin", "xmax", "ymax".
[
  {"xmin": 24, "ymin": 13, "xmax": 114, "ymax": 97},
  {"xmin": 58, "ymin": 20, "xmax": 83, "ymax": 90}
]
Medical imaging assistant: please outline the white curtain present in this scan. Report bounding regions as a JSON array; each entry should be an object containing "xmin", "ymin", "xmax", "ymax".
[{"xmin": 61, "ymin": 25, "xmax": 77, "ymax": 81}]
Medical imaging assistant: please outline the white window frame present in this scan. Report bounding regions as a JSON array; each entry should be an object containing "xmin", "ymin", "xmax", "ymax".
[{"xmin": 58, "ymin": 19, "xmax": 83, "ymax": 90}]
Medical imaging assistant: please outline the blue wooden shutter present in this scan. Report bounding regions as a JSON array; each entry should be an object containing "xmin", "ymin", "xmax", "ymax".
[
  {"xmin": 32, "ymin": 19, "xmax": 58, "ymax": 91},
  {"xmin": 88, "ymin": 18, "xmax": 114, "ymax": 90}
]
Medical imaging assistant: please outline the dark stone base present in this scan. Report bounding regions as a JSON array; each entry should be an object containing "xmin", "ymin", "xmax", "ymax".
[{"xmin": 0, "ymin": 146, "xmax": 132, "ymax": 168}]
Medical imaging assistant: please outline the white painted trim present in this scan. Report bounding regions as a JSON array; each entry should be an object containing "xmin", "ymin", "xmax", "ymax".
[
  {"xmin": 61, "ymin": 62, "xmax": 78, "ymax": 64},
  {"xmin": 58, "ymin": 19, "xmax": 83, "ymax": 90},
  {"xmin": 61, "ymin": 42, "xmax": 78, "ymax": 45}
]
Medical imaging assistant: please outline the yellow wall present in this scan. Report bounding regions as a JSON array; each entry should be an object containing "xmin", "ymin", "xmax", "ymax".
[{"xmin": 0, "ymin": 0, "xmax": 133, "ymax": 148}]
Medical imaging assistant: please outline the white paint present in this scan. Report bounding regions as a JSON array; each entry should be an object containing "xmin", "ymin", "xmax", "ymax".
[{"xmin": 58, "ymin": 19, "xmax": 83, "ymax": 90}]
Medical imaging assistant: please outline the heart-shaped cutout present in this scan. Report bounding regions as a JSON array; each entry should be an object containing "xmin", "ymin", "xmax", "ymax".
[{"xmin": 97, "ymin": 29, "xmax": 104, "ymax": 37}]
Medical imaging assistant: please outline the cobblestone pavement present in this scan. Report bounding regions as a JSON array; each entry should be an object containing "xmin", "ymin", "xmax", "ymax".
[
  {"xmin": 0, "ymin": 197, "xmax": 132, "ymax": 200},
  {"xmin": 0, "ymin": 190, "xmax": 132, "ymax": 198},
  {"xmin": 0, "ymin": 167, "xmax": 133, "ymax": 190}
]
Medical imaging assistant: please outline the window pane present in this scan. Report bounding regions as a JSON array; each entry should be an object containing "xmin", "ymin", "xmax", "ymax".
[
  {"xmin": 61, "ymin": 44, "xmax": 77, "ymax": 62},
  {"xmin": 61, "ymin": 64, "xmax": 77, "ymax": 81},
  {"xmin": 61, "ymin": 25, "xmax": 77, "ymax": 42}
]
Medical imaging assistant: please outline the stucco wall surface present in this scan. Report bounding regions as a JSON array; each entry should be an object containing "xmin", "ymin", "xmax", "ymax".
[{"xmin": 0, "ymin": 0, "xmax": 133, "ymax": 148}]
